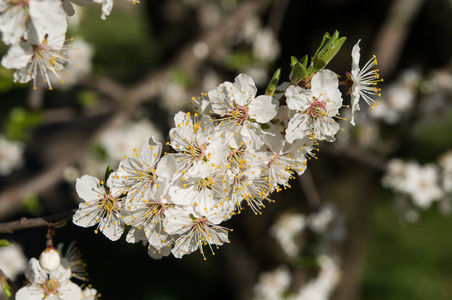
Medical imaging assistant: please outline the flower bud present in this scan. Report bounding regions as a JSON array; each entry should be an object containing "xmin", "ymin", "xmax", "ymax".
[{"xmin": 39, "ymin": 246, "xmax": 60, "ymax": 272}]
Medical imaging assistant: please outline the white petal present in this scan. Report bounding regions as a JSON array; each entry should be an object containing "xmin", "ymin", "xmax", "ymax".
[
  {"xmin": 29, "ymin": 0, "xmax": 68, "ymax": 42},
  {"xmin": 285, "ymin": 113, "xmax": 308, "ymax": 143},
  {"xmin": 1, "ymin": 42, "xmax": 31, "ymax": 69},
  {"xmin": 140, "ymin": 136, "xmax": 162, "ymax": 167},
  {"xmin": 232, "ymin": 73, "xmax": 257, "ymax": 106},
  {"xmin": 351, "ymin": 39, "xmax": 361, "ymax": 72},
  {"xmin": 15, "ymin": 286, "xmax": 44, "ymax": 300},
  {"xmin": 285, "ymin": 85, "xmax": 312, "ymax": 111},
  {"xmin": 99, "ymin": 213, "xmax": 124, "ymax": 241},
  {"xmin": 75, "ymin": 175, "xmax": 104, "ymax": 202},
  {"xmin": 248, "ymin": 95, "xmax": 279, "ymax": 123},
  {"xmin": 73, "ymin": 202, "xmax": 102, "ymax": 228}
]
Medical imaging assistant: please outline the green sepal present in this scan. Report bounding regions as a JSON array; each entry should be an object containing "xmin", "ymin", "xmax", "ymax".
[
  {"xmin": 290, "ymin": 62, "xmax": 307, "ymax": 85},
  {"xmin": 260, "ymin": 123, "xmax": 271, "ymax": 130},
  {"xmin": 0, "ymin": 240, "xmax": 12, "ymax": 247},
  {"xmin": 104, "ymin": 165, "xmax": 114, "ymax": 184},
  {"xmin": 265, "ymin": 68, "xmax": 281, "ymax": 96}
]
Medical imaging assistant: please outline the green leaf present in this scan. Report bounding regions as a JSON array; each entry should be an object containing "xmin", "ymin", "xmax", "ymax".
[
  {"xmin": 104, "ymin": 165, "xmax": 114, "ymax": 183},
  {"xmin": 319, "ymin": 36, "xmax": 346, "ymax": 66},
  {"xmin": 290, "ymin": 62, "xmax": 307, "ymax": 85},
  {"xmin": 300, "ymin": 55, "xmax": 308, "ymax": 68},
  {"xmin": 0, "ymin": 240, "xmax": 12, "ymax": 247},
  {"xmin": 260, "ymin": 123, "xmax": 271, "ymax": 130},
  {"xmin": 290, "ymin": 56, "xmax": 300, "ymax": 67},
  {"xmin": 1, "ymin": 280, "xmax": 12, "ymax": 298},
  {"xmin": 265, "ymin": 68, "xmax": 281, "ymax": 96},
  {"xmin": 316, "ymin": 30, "xmax": 338, "ymax": 59},
  {"xmin": 313, "ymin": 32, "xmax": 331, "ymax": 58}
]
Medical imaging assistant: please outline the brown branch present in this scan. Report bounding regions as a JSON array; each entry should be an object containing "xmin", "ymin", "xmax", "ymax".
[
  {"xmin": 373, "ymin": 0, "xmax": 425, "ymax": 77},
  {"xmin": 0, "ymin": 209, "xmax": 76, "ymax": 234}
]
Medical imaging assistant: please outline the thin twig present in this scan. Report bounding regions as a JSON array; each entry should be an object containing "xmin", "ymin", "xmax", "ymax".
[
  {"xmin": 0, "ymin": 209, "xmax": 76, "ymax": 234},
  {"xmin": 323, "ymin": 144, "xmax": 388, "ymax": 173}
]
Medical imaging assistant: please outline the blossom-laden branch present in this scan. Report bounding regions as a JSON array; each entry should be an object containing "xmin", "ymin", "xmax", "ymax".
[
  {"xmin": 0, "ymin": 0, "xmax": 272, "ymax": 222},
  {"xmin": 0, "ymin": 209, "xmax": 76, "ymax": 234}
]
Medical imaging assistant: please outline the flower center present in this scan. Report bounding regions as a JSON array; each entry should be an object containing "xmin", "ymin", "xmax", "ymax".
[
  {"xmin": 308, "ymin": 100, "xmax": 327, "ymax": 118},
  {"xmin": 32, "ymin": 43, "xmax": 49, "ymax": 60},
  {"xmin": 230, "ymin": 104, "xmax": 249, "ymax": 123},
  {"xmin": 191, "ymin": 215, "xmax": 209, "ymax": 231},
  {"xmin": 268, "ymin": 153, "xmax": 280, "ymax": 166},
  {"xmin": 42, "ymin": 279, "xmax": 60, "ymax": 296},
  {"xmin": 198, "ymin": 177, "xmax": 213, "ymax": 189},
  {"xmin": 187, "ymin": 143, "xmax": 208, "ymax": 161},
  {"xmin": 143, "ymin": 169, "xmax": 158, "ymax": 184},
  {"xmin": 102, "ymin": 194, "xmax": 118, "ymax": 211}
]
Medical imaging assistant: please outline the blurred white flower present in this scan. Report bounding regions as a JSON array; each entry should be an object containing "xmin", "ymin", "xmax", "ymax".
[
  {"xmin": 0, "ymin": 243, "xmax": 27, "ymax": 281},
  {"xmin": 252, "ymin": 28, "xmax": 280, "ymax": 63},
  {"xmin": 370, "ymin": 69, "xmax": 420, "ymax": 124},
  {"xmin": 0, "ymin": 136, "xmax": 25, "ymax": 176},
  {"xmin": 98, "ymin": 119, "xmax": 163, "ymax": 163},
  {"xmin": 383, "ymin": 159, "xmax": 443, "ymax": 209},
  {"xmin": 270, "ymin": 212, "xmax": 306, "ymax": 258},
  {"xmin": 253, "ymin": 265, "xmax": 291, "ymax": 300},
  {"xmin": 293, "ymin": 255, "xmax": 340, "ymax": 300}
]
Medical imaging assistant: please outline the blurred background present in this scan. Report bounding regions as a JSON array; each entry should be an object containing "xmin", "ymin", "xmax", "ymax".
[{"xmin": 2, "ymin": 0, "xmax": 452, "ymax": 299}]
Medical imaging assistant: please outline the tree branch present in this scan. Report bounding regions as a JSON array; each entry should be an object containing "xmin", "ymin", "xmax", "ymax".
[{"xmin": 0, "ymin": 209, "xmax": 76, "ymax": 234}]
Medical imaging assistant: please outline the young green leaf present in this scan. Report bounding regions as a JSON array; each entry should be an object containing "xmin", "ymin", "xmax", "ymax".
[
  {"xmin": 104, "ymin": 165, "xmax": 114, "ymax": 183},
  {"xmin": 265, "ymin": 68, "xmax": 281, "ymax": 96},
  {"xmin": 290, "ymin": 62, "xmax": 307, "ymax": 85},
  {"xmin": 0, "ymin": 240, "xmax": 12, "ymax": 247}
]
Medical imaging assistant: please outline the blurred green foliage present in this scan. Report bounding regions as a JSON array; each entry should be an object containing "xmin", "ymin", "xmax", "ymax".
[
  {"xmin": 4, "ymin": 107, "xmax": 42, "ymax": 142},
  {"xmin": 360, "ymin": 197, "xmax": 452, "ymax": 300}
]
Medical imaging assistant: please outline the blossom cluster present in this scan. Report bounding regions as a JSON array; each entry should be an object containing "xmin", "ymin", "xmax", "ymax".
[
  {"xmin": 72, "ymin": 36, "xmax": 382, "ymax": 260},
  {"xmin": 0, "ymin": 0, "xmax": 136, "ymax": 90},
  {"xmin": 383, "ymin": 151, "xmax": 452, "ymax": 213}
]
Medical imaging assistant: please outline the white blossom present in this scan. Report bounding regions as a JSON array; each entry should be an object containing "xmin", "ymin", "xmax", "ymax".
[
  {"xmin": 73, "ymin": 174, "xmax": 126, "ymax": 241},
  {"xmin": 349, "ymin": 40, "xmax": 382, "ymax": 125},
  {"xmin": 285, "ymin": 69, "xmax": 343, "ymax": 142},
  {"xmin": 16, "ymin": 258, "xmax": 82, "ymax": 300}
]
